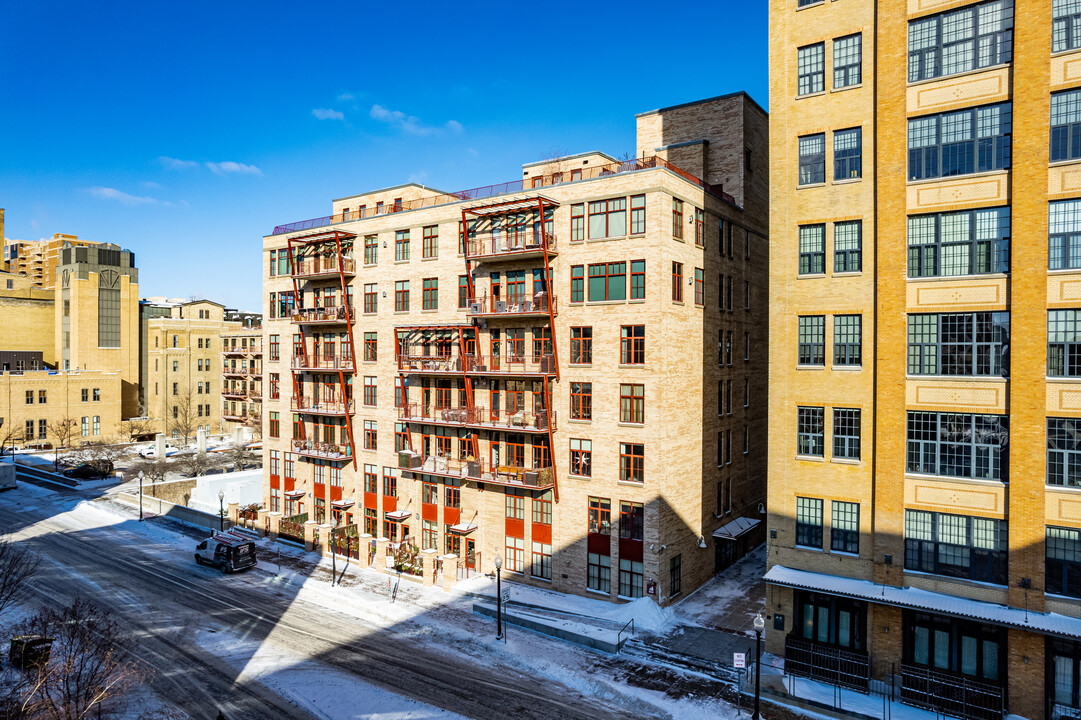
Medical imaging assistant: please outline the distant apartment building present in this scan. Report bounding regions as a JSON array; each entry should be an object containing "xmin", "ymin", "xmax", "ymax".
[
  {"xmin": 221, "ymin": 316, "xmax": 263, "ymax": 438},
  {"xmin": 4, "ymin": 231, "xmax": 101, "ymax": 290},
  {"xmin": 261, "ymin": 93, "xmax": 769, "ymax": 604},
  {"xmin": 767, "ymin": 2, "xmax": 1081, "ymax": 718}
]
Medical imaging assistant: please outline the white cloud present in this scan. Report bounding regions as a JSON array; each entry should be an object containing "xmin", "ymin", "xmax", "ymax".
[
  {"xmin": 205, "ymin": 161, "xmax": 262, "ymax": 176},
  {"xmin": 86, "ymin": 186, "xmax": 160, "ymax": 206},
  {"xmin": 337, "ymin": 93, "xmax": 355, "ymax": 102},
  {"xmin": 370, "ymin": 104, "xmax": 463, "ymax": 136},
  {"xmin": 312, "ymin": 108, "xmax": 345, "ymax": 121},
  {"xmin": 159, "ymin": 156, "xmax": 200, "ymax": 170},
  {"xmin": 141, "ymin": 180, "xmax": 163, "ymax": 189}
]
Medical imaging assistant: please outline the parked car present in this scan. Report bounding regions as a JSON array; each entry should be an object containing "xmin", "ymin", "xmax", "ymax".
[
  {"xmin": 0, "ymin": 445, "xmax": 21, "ymax": 456},
  {"xmin": 139, "ymin": 442, "xmax": 177, "ymax": 459},
  {"xmin": 24, "ymin": 441, "xmax": 52, "ymax": 451},
  {"xmin": 194, "ymin": 531, "xmax": 258, "ymax": 573},
  {"xmin": 61, "ymin": 461, "xmax": 114, "ymax": 480}
]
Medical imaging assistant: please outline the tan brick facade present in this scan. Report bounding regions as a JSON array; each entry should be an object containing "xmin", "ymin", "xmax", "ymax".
[
  {"xmin": 769, "ymin": 0, "xmax": 1078, "ymax": 716},
  {"xmin": 261, "ymin": 95, "xmax": 769, "ymax": 605},
  {"xmin": 0, "ymin": 370, "xmax": 123, "ymax": 448}
]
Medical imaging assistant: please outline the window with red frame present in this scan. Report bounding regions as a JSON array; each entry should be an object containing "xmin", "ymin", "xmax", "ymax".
[
  {"xmin": 570, "ymin": 438, "xmax": 592, "ymax": 476},
  {"xmin": 363, "ymin": 420, "xmax": 377, "ymax": 450},
  {"xmin": 269, "ymin": 373, "xmax": 280, "ymax": 400},
  {"xmin": 619, "ymin": 384, "xmax": 645, "ymax": 424},
  {"xmin": 694, "ymin": 268, "xmax": 704, "ymax": 306},
  {"xmin": 395, "ymin": 422, "xmax": 407, "ymax": 452},
  {"xmin": 620, "ymin": 326, "xmax": 645, "ymax": 365},
  {"xmin": 570, "ymin": 203, "xmax": 585, "ymax": 241},
  {"xmin": 364, "ymin": 464, "xmax": 378, "ymax": 493},
  {"xmin": 269, "ymin": 411, "xmax": 280, "ymax": 438},
  {"xmin": 364, "ymin": 283, "xmax": 377, "ymax": 314},
  {"xmin": 269, "ymin": 334, "xmax": 280, "ymax": 361},
  {"xmin": 672, "ymin": 262, "xmax": 684, "ymax": 302},
  {"xmin": 672, "ymin": 198, "xmax": 684, "ymax": 239},
  {"xmin": 363, "ymin": 376, "xmax": 377, "ymax": 406},
  {"xmin": 570, "ymin": 382, "xmax": 592, "ymax": 420},
  {"xmin": 422, "ymin": 277, "xmax": 438, "ymax": 310},
  {"xmin": 269, "ymin": 450, "xmax": 280, "ymax": 477},
  {"xmin": 694, "ymin": 208, "xmax": 705, "ymax": 247},
  {"xmin": 394, "ymin": 281, "xmax": 409, "ymax": 311},
  {"xmin": 422, "ymin": 482, "xmax": 438, "ymax": 505},
  {"xmin": 620, "ymin": 444, "xmax": 645, "ymax": 484},
  {"xmin": 422, "ymin": 225, "xmax": 438, "ymax": 258},
  {"xmin": 570, "ymin": 326, "xmax": 592, "ymax": 364},
  {"xmin": 364, "ymin": 332, "xmax": 377, "ymax": 362},
  {"xmin": 589, "ymin": 496, "xmax": 611, "ymax": 534}
]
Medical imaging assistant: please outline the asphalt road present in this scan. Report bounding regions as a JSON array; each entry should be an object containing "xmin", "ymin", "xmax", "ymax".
[{"xmin": 1, "ymin": 499, "xmax": 658, "ymax": 720}]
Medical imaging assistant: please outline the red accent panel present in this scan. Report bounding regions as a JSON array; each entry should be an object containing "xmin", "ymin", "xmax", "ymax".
[
  {"xmin": 444, "ymin": 507, "xmax": 461, "ymax": 526},
  {"xmin": 422, "ymin": 503, "xmax": 437, "ymax": 522},
  {"xmin": 532, "ymin": 523, "xmax": 551, "ymax": 544},
  {"xmin": 504, "ymin": 517, "xmax": 524, "ymax": 539},
  {"xmin": 284, "ymin": 478, "xmax": 295, "ymax": 492},
  {"xmin": 587, "ymin": 533, "xmax": 611, "ymax": 555},
  {"xmin": 364, "ymin": 491, "xmax": 377, "ymax": 510},
  {"xmin": 313, "ymin": 482, "xmax": 326, "ymax": 499},
  {"xmin": 330, "ymin": 486, "xmax": 343, "ymax": 502},
  {"xmin": 619, "ymin": 538, "xmax": 644, "ymax": 562},
  {"xmin": 270, "ymin": 475, "xmax": 280, "ymax": 489},
  {"xmin": 383, "ymin": 495, "xmax": 397, "ymax": 512}
]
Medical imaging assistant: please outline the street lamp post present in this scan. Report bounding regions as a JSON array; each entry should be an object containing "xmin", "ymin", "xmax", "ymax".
[
  {"xmin": 218, "ymin": 489, "xmax": 225, "ymax": 532},
  {"xmin": 752, "ymin": 611, "xmax": 765, "ymax": 720},
  {"xmin": 494, "ymin": 555, "xmax": 503, "ymax": 641},
  {"xmin": 138, "ymin": 472, "xmax": 145, "ymax": 521}
]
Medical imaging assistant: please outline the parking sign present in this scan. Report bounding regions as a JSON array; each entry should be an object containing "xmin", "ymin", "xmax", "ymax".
[{"xmin": 733, "ymin": 652, "xmax": 746, "ymax": 669}]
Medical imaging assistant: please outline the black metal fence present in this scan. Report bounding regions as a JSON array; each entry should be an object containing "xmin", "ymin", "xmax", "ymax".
[
  {"xmin": 900, "ymin": 664, "xmax": 1003, "ymax": 720},
  {"xmin": 784, "ymin": 635, "xmax": 871, "ymax": 691}
]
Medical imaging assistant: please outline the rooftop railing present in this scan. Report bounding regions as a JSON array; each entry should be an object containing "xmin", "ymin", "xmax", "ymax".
[
  {"xmin": 271, "ymin": 155, "xmax": 735, "ymax": 235},
  {"xmin": 291, "ymin": 255, "xmax": 356, "ymax": 277}
]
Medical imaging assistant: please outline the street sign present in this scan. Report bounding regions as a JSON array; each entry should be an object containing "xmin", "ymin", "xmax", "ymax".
[
  {"xmin": 733, "ymin": 652, "xmax": 746, "ymax": 669},
  {"xmin": 500, "ymin": 588, "xmax": 510, "ymax": 604}
]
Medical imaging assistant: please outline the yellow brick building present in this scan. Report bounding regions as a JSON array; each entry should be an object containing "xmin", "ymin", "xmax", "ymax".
[
  {"xmin": 260, "ymin": 94, "xmax": 769, "ymax": 605},
  {"xmin": 0, "ymin": 271, "xmax": 56, "ymax": 367},
  {"xmin": 767, "ymin": 1, "xmax": 1081, "ymax": 717},
  {"xmin": 0, "ymin": 370, "xmax": 123, "ymax": 450}
]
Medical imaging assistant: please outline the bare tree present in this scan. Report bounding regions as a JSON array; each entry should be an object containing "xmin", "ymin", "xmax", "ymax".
[
  {"xmin": 0, "ymin": 421, "xmax": 24, "ymax": 457},
  {"xmin": 46, "ymin": 417, "xmax": 79, "ymax": 471},
  {"xmin": 14, "ymin": 597, "xmax": 141, "ymax": 720},
  {"xmin": 224, "ymin": 445, "xmax": 257, "ymax": 472},
  {"xmin": 124, "ymin": 460, "xmax": 169, "ymax": 485},
  {"xmin": 0, "ymin": 535, "xmax": 40, "ymax": 622},
  {"xmin": 67, "ymin": 441, "xmax": 124, "ymax": 476},
  {"xmin": 175, "ymin": 451, "xmax": 218, "ymax": 478},
  {"xmin": 116, "ymin": 418, "xmax": 154, "ymax": 443},
  {"xmin": 169, "ymin": 388, "xmax": 200, "ymax": 446}
]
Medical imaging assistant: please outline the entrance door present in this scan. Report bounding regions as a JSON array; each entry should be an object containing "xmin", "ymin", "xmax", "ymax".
[
  {"xmin": 465, "ymin": 539, "xmax": 476, "ymax": 571},
  {"xmin": 715, "ymin": 540, "xmax": 736, "ymax": 573}
]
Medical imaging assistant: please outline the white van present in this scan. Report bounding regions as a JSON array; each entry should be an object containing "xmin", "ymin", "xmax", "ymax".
[
  {"xmin": 194, "ymin": 530, "xmax": 258, "ymax": 573},
  {"xmin": 139, "ymin": 442, "xmax": 177, "ymax": 459}
]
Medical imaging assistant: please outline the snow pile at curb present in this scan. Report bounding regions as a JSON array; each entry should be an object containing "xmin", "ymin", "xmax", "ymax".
[{"xmin": 604, "ymin": 596, "xmax": 675, "ymax": 633}]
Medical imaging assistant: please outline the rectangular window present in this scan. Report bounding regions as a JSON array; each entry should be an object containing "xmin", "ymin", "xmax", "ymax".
[
  {"xmin": 587, "ymin": 262, "xmax": 627, "ymax": 301},
  {"xmin": 630, "ymin": 260, "xmax": 645, "ymax": 299},
  {"xmin": 1048, "ymin": 525, "xmax": 1081, "ymax": 597},
  {"xmin": 672, "ymin": 198, "xmax": 684, "ymax": 239},
  {"xmin": 798, "ymin": 315, "xmax": 825, "ymax": 366},
  {"xmin": 269, "ymin": 334, "xmax": 280, "ymax": 361},
  {"xmin": 834, "ymin": 220, "xmax": 862, "ymax": 272},
  {"xmin": 833, "ymin": 314, "xmax": 862, "ymax": 366},
  {"xmin": 382, "ymin": 468, "xmax": 398, "ymax": 498},
  {"xmin": 908, "ymin": 0, "xmax": 1013, "ymax": 82},
  {"xmin": 908, "ymin": 103, "xmax": 1012, "ymax": 181},
  {"xmin": 619, "ymin": 384, "xmax": 645, "ymax": 424},
  {"xmin": 269, "ymin": 412, "xmax": 280, "ymax": 438},
  {"xmin": 833, "ymin": 34, "xmax": 862, "ymax": 89},
  {"xmin": 363, "ymin": 376, "xmax": 377, "ymax": 406},
  {"xmin": 395, "ymin": 230, "xmax": 410, "ymax": 261},
  {"xmin": 1050, "ymin": 199, "xmax": 1081, "ymax": 272},
  {"xmin": 422, "ymin": 277, "xmax": 438, "ymax": 310},
  {"xmin": 799, "ymin": 132, "xmax": 821, "ymax": 185},
  {"xmin": 1049, "ymin": 310, "xmax": 1081, "ymax": 377},
  {"xmin": 458, "ymin": 275, "xmax": 469, "ymax": 309},
  {"xmin": 570, "ymin": 265, "xmax": 584, "ymax": 303},
  {"xmin": 364, "ymin": 283, "xmax": 377, "ymax": 314},
  {"xmin": 1053, "ymin": 88, "xmax": 1081, "ymax": 163},
  {"xmin": 831, "ymin": 502, "xmax": 860, "ymax": 554},
  {"xmin": 670, "ymin": 555, "xmax": 682, "ymax": 596},
  {"xmin": 629, "ymin": 195, "xmax": 646, "ymax": 235},
  {"xmin": 364, "ymin": 420, "xmax": 377, "ymax": 450},
  {"xmin": 588, "ymin": 552, "xmax": 611, "ymax": 593},
  {"xmin": 422, "ymin": 225, "xmax": 438, "ymax": 258},
  {"xmin": 531, "ymin": 541, "xmax": 552, "ymax": 580},
  {"xmin": 906, "ymin": 411, "xmax": 1008, "ymax": 480},
  {"xmin": 797, "ymin": 42, "xmax": 825, "ymax": 95},
  {"xmin": 1048, "ymin": 417, "xmax": 1081, "ymax": 487},
  {"xmin": 1055, "ymin": 0, "xmax": 1081, "ymax": 52},
  {"xmin": 797, "ymin": 407, "xmax": 825, "ymax": 457},
  {"xmin": 570, "ymin": 438, "xmax": 592, "ymax": 476},
  {"xmin": 693, "ymin": 268, "xmax": 704, "ymax": 306},
  {"xmin": 569, "ymin": 326, "xmax": 592, "ymax": 365},
  {"xmin": 394, "ymin": 280, "xmax": 409, "ymax": 312},
  {"xmin": 908, "ymin": 312, "xmax": 1009, "ymax": 376},
  {"xmin": 505, "ymin": 491, "xmax": 525, "ymax": 520},
  {"xmin": 619, "ymin": 558, "xmax": 644, "ymax": 598},
  {"xmin": 834, "ymin": 128, "xmax": 862, "ymax": 180},
  {"xmin": 796, "ymin": 497, "xmax": 823, "ymax": 548},
  {"xmin": 570, "ymin": 382, "xmax": 592, "ymax": 421},
  {"xmin": 570, "ymin": 204, "xmax": 585, "ymax": 242},
  {"xmin": 363, "ymin": 332, "xmax": 377, "ymax": 362},
  {"xmin": 619, "ymin": 443, "xmax": 644, "ymax": 484},
  {"xmin": 589, "ymin": 496, "xmax": 612, "ymax": 534},
  {"xmin": 671, "ymin": 262, "xmax": 683, "ymax": 302},
  {"xmin": 833, "ymin": 408, "xmax": 861, "ymax": 459},
  {"xmin": 908, "ymin": 207, "xmax": 1010, "ymax": 277},
  {"xmin": 364, "ymin": 235, "xmax": 377, "ymax": 265},
  {"xmin": 620, "ymin": 325, "xmax": 645, "ymax": 365},
  {"xmin": 80, "ymin": 417, "xmax": 89, "ymax": 437},
  {"xmin": 588, "ymin": 197, "xmax": 627, "ymax": 239},
  {"xmin": 904, "ymin": 509, "xmax": 1007, "ymax": 584},
  {"xmin": 799, "ymin": 224, "xmax": 825, "ymax": 275}
]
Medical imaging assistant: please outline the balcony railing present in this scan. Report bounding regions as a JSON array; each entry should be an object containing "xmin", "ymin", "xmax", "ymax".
[
  {"xmin": 222, "ymin": 348, "xmax": 250, "ymax": 358},
  {"xmin": 291, "ymin": 397, "xmax": 354, "ymax": 415},
  {"xmin": 222, "ymin": 412, "xmax": 254, "ymax": 422},
  {"xmin": 291, "ymin": 354, "xmax": 355, "ymax": 372},
  {"xmin": 271, "ymin": 155, "xmax": 735, "ymax": 235},
  {"xmin": 398, "ymin": 403, "xmax": 555, "ymax": 432},
  {"xmin": 248, "ymin": 391, "xmax": 262, "ymax": 401},
  {"xmin": 466, "ymin": 292, "xmax": 556, "ymax": 317},
  {"xmin": 291, "ymin": 255, "xmax": 356, "ymax": 278},
  {"xmin": 222, "ymin": 366, "xmax": 254, "ymax": 377},
  {"xmin": 291, "ymin": 306, "xmax": 353, "ymax": 325},
  {"xmin": 397, "ymin": 353, "xmax": 556, "ymax": 375},
  {"xmin": 900, "ymin": 664, "xmax": 1003, "ymax": 720},
  {"xmin": 292, "ymin": 440, "xmax": 352, "ymax": 461},
  {"xmin": 465, "ymin": 234, "xmax": 557, "ymax": 259},
  {"xmin": 222, "ymin": 389, "xmax": 248, "ymax": 400},
  {"xmin": 397, "ymin": 451, "xmax": 554, "ymax": 489},
  {"xmin": 784, "ymin": 636, "xmax": 870, "ymax": 692}
]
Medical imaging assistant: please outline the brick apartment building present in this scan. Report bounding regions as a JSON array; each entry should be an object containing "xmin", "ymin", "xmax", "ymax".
[
  {"xmin": 260, "ymin": 93, "xmax": 768, "ymax": 604},
  {"xmin": 767, "ymin": 1, "xmax": 1081, "ymax": 717}
]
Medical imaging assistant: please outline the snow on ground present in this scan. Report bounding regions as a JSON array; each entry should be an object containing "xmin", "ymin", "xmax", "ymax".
[
  {"xmin": 672, "ymin": 544, "xmax": 766, "ymax": 633},
  {"xmin": 198, "ymin": 628, "xmax": 465, "ymax": 720},
  {"xmin": 770, "ymin": 674, "xmax": 941, "ymax": 720}
]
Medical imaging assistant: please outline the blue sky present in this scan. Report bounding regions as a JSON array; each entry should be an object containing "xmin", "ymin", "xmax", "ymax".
[{"xmin": 1, "ymin": 1, "xmax": 768, "ymax": 312}]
